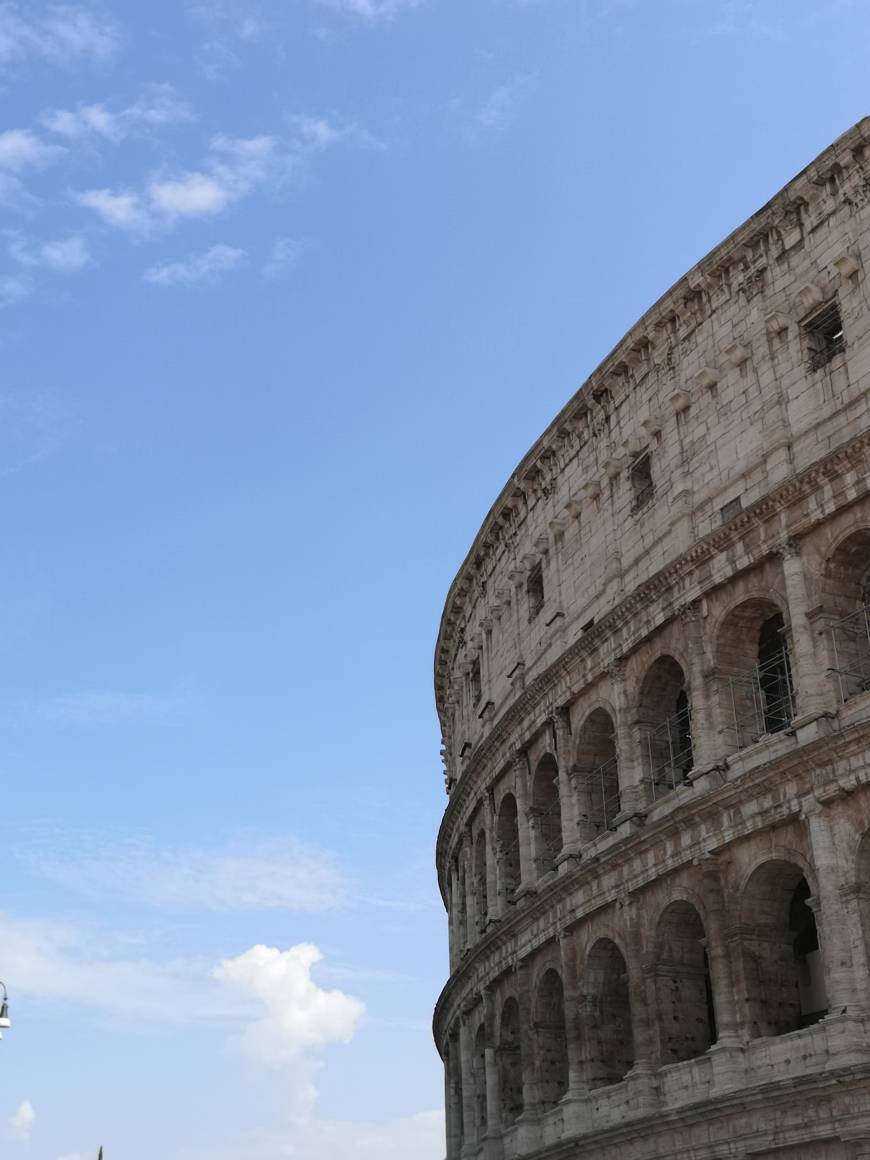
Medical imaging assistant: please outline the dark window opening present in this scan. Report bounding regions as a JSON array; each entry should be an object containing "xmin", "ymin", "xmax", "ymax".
[
  {"xmin": 675, "ymin": 688, "xmax": 694, "ymax": 776},
  {"xmin": 527, "ymin": 563, "xmax": 544, "ymax": 621},
  {"xmin": 720, "ymin": 496, "xmax": 743, "ymax": 523},
  {"xmin": 630, "ymin": 452, "xmax": 654, "ymax": 512},
  {"xmin": 805, "ymin": 300, "xmax": 846, "ymax": 370},
  {"xmin": 757, "ymin": 613, "xmax": 794, "ymax": 733},
  {"xmin": 790, "ymin": 878, "xmax": 827, "ymax": 1027},
  {"xmin": 581, "ymin": 617, "xmax": 595, "ymax": 633}
]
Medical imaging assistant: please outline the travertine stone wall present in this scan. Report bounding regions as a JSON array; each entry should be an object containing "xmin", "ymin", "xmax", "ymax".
[{"xmin": 434, "ymin": 119, "xmax": 870, "ymax": 1160}]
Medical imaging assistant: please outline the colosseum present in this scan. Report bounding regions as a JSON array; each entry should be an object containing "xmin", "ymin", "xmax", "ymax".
[{"xmin": 433, "ymin": 117, "xmax": 870, "ymax": 1160}]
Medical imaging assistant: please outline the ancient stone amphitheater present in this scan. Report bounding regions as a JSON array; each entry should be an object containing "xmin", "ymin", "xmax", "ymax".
[{"xmin": 433, "ymin": 118, "xmax": 870, "ymax": 1160}]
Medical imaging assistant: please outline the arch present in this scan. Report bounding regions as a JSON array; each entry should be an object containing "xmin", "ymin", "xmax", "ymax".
[
  {"xmin": 574, "ymin": 707, "xmax": 620, "ymax": 833},
  {"xmin": 474, "ymin": 830, "xmax": 488, "ymax": 934},
  {"xmin": 534, "ymin": 968, "xmax": 569, "ymax": 1110},
  {"xmin": 496, "ymin": 794, "xmax": 521, "ymax": 903},
  {"xmin": 654, "ymin": 900, "xmax": 716, "ymax": 1064},
  {"xmin": 531, "ymin": 754, "xmax": 562, "ymax": 877},
  {"xmin": 740, "ymin": 859, "xmax": 828, "ymax": 1038},
  {"xmin": 585, "ymin": 938, "xmax": 633, "ymax": 1088},
  {"xmin": 497, "ymin": 997, "xmax": 524, "ymax": 1125},
  {"xmin": 715, "ymin": 595, "xmax": 795, "ymax": 750},
  {"xmin": 824, "ymin": 528, "xmax": 870, "ymax": 699},
  {"xmin": 638, "ymin": 655, "xmax": 693, "ymax": 797},
  {"xmin": 471, "ymin": 1022, "xmax": 487, "ymax": 1137}
]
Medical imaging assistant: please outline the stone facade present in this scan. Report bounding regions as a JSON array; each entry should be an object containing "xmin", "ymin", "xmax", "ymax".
[{"xmin": 432, "ymin": 118, "xmax": 870, "ymax": 1160}]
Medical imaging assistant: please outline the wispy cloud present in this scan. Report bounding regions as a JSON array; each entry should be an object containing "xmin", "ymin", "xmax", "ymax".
[
  {"xmin": 42, "ymin": 84, "xmax": 193, "ymax": 144},
  {"xmin": 0, "ymin": 128, "xmax": 65, "ymax": 172},
  {"xmin": 76, "ymin": 133, "xmax": 287, "ymax": 236},
  {"xmin": 316, "ymin": 0, "xmax": 423, "ymax": 20},
  {"xmin": 19, "ymin": 832, "xmax": 347, "ymax": 912},
  {"xmin": 457, "ymin": 73, "xmax": 536, "ymax": 142},
  {"xmin": 263, "ymin": 236, "xmax": 305, "ymax": 280},
  {"xmin": 144, "ymin": 242, "xmax": 245, "ymax": 285},
  {"xmin": 0, "ymin": 687, "xmax": 196, "ymax": 726},
  {"xmin": 8, "ymin": 1100, "xmax": 35, "ymax": 1142},
  {"xmin": 0, "ymin": 273, "xmax": 31, "ymax": 307},
  {"xmin": 0, "ymin": 3, "xmax": 120, "ymax": 65},
  {"xmin": 9, "ymin": 232, "xmax": 92, "ymax": 271}
]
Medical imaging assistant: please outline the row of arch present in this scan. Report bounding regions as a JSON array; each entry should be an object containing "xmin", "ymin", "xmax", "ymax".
[
  {"xmin": 449, "ymin": 526, "xmax": 870, "ymax": 957},
  {"xmin": 448, "ymin": 856, "xmax": 826, "ymax": 1147}
]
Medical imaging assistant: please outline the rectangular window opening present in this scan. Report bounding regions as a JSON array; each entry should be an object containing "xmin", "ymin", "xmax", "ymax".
[
  {"xmin": 804, "ymin": 300, "xmax": 846, "ymax": 370},
  {"xmin": 470, "ymin": 656, "xmax": 482, "ymax": 707},
  {"xmin": 527, "ymin": 563, "xmax": 544, "ymax": 621},
  {"xmin": 630, "ymin": 451, "xmax": 654, "ymax": 512}
]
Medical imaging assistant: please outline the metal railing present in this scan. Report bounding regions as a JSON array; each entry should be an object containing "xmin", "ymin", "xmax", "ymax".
[
  {"xmin": 719, "ymin": 647, "xmax": 796, "ymax": 751},
  {"xmin": 573, "ymin": 756, "xmax": 621, "ymax": 831},
  {"xmin": 646, "ymin": 705, "xmax": 693, "ymax": 799},
  {"xmin": 828, "ymin": 603, "xmax": 870, "ymax": 702}
]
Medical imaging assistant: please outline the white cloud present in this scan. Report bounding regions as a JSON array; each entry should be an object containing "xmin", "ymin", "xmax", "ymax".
[
  {"xmin": 10, "ymin": 233, "xmax": 91, "ymax": 271},
  {"xmin": 317, "ymin": 0, "xmax": 423, "ymax": 19},
  {"xmin": 20, "ymin": 832, "xmax": 347, "ymax": 912},
  {"xmin": 214, "ymin": 943, "xmax": 365, "ymax": 1073},
  {"xmin": 263, "ymin": 236, "xmax": 304, "ymax": 279},
  {"xmin": 8, "ymin": 1100, "xmax": 35, "ymax": 1141},
  {"xmin": 42, "ymin": 84, "xmax": 193, "ymax": 144},
  {"xmin": 0, "ymin": 687, "xmax": 195, "ymax": 725},
  {"xmin": 0, "ymin": 128, "xmax": 64, "ymax": 171},
  {"xmin": 463, "ymin": 74, "xmax": 535, "ymax": 140},
  {"xmin": 0, "ymin": 273, "xmax": 31, "ymax": 307},
  {"xmin": 177, "ymin": 1110, "xmax": 446, "ymax": 1160},
  {"xmin": 75, "ymin": 188, "xmax": 149, "ymax": 232},
  {"xmin": 144, "ymin": 243, "xmax": 245, "ymax": 285},
  {"xmin": 77, "ymin": 133, "xmax": 284, "ymax": 235},
  {"xmin": 0, "ymin": 3, "xmax": 120, "ymax": 64}
]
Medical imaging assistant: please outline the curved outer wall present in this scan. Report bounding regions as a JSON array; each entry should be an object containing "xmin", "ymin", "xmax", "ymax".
[{"xmin": 433, "ymin": 118, "xmax": 870, "ymax": 1160}]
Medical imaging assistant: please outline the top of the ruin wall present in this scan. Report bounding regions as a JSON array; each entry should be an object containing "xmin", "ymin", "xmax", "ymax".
[{"xmin": 433, "ymin": 115, "xmax": 870, "ymax": 722}]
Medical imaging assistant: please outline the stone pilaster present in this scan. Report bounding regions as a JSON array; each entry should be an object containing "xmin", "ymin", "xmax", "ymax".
[
  {"xmin": 609, "ymin": 662, "xmax": 648, "ymax": 823},
  {"xmin": 552, "ymin": 706, "xmax": 580, "ymax": 864},
  {"xmin": 779, "ymin": 538, "xmax": 834, "ymax": 729},
  {"xmin": 512, "ymin": 752, "xmax": 536, "ymax": 898}
]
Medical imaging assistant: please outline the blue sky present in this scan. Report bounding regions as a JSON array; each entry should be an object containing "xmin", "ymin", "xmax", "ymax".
[{"xmin": 0, "ymin": 1, "xmax": 866, "ymax": 1157}]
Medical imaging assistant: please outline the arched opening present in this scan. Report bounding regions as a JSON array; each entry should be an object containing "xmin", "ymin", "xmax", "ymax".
[
  {"xmin": 534, "ymin": 968, "xmax": 569, "ymax": 1111},
  {"xmin": 474, "ymin": 831, "xmax": 488, "ymax": 934},
  {"xmin": 655, "ymin": 900, "xmax": 716, "ymax": 1064},
  {"xmin": 531, "ymin": 755, "xmax": 562, "ymax": 877},
  {"xmin": 639, "ymin": 656, "xmax": 693, "ymax": 798},
  {"xmin": 496, "ymin": 794, "xmax": 521, "ymax": 903},
  {"xmin": 573, "ymin": 708, "xmax": 620, "ymax": 834},
  {"xmin": 825, "ymin": 529, "xmax": 870, "ymax": 700},
  {"xmin": 741, "ymin": 860, "xmax": 828, "ymax": 1038},
  {"xmin": 497, "ymin": 997, "xmax": 524, "ymax": 1125},
  {"xmin": 585, "ymin": 939, "xmax": 633, "ymax": 1088},
  {"xmin": 715, "ymin": 597, "xmax": 795, "ymax": 751},
  {"xmin": 472, "ymin": 1023, "xmax": 487, "ymax": 1138}
]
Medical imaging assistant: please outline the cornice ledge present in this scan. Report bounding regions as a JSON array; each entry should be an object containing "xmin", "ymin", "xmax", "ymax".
[{"xmin": 436, "ymin": 424, "xmax": 870, "ymax": 882}]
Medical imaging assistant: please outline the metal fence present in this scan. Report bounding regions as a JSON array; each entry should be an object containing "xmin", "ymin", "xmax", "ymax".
[
  {"xmin": 718, "ymin": 646, "xmax": 796, "ymax": 751},
  {"xmin": 828, "ymin": 603, "xmax": 870, "ymax": 702},
  {"xmin": 573, "ymin": 756, "xmax": 621, "ymax": 832},
  {"xmin": 646, "ymin": 704, "xmax": 694, "ymax": 799}
]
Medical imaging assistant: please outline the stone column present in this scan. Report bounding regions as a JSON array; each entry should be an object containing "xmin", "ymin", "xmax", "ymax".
[
  {"xmin": 514, "ymin": 962, "xmax": 538, "ymax": 1142},
  {"xmin": 609, "ymin": 662, "xmax": 648, "ymax": 823},
  {"xmin": 680, "ymin": 601, "xmax": 721, "ymax": 775},
  {"xmin": 481, "ymin": 989, "xmax": 503, "ymax": 1160},
  {"xmin": 803, "ymin": 798, "xmax": 863, "ymax": 1013},
  {"xmin": 558, "ymin": 932, "xmax": 590, "ymax": 1134},
  {"xmin": 623, "ymin": 896, "xmax": 660, "ymax": 1114},
  {"xmin": 452, "ymin": 867, "xmax": 466, "ymax": 974},
  {"xmin": 483, "ymin": 789, "xmax": 500, "ymax": 928},
  {"xmin": 459, "ymin": 1013, "xmax": 477, "ymax": 1158},
  {"xmin": 462, "ymin": 830, "xmax": 477, "ymax": 947},
  {"xmin": 698, "ymin": 855, "xmax": 746, "ymax": 1093},
  {"xmin": 513, "ymin": 752, "xmax": 536, "ymax": 898},
  {"xmin": 552, "ymin": 706, "xmax": 580, "ymax": 864},
  {"xmin": 779, "ymin": 539, "xmax": 833, "ymax": 726},
  {"xmin": 445, "ymin": 1034, "xmax": 463, "ymax": 1159}
]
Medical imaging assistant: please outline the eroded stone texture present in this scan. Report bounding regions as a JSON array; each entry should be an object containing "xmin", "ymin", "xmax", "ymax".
[{"xmin": 433, "ymin": 118, "xmax": 870, "ymax": 1159}]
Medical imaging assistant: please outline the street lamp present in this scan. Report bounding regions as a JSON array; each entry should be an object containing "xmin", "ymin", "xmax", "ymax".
[{"xmin": 0, "ymin": 982, "xmax": 10, "ymax": 1038}]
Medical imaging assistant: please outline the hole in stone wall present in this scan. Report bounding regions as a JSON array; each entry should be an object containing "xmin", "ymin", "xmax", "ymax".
[
  {"xmin": 527, "ymin": 563, "xmax": 544, "ymax": 621},
  {"xmin": 654, "ymin": 900, "xmax": 716, "ymax": 1064},
  {"xmin": 534, "ymin": 969, "xmax": 569, "ymax": 1111},
  {"xmin": 804, "ymin": 299, "xmax": 846, "ymax": 370},
  {"xmin": 586, "ymin": 939, "xmax": 633, "ymax": 1088},
  {"xmin": 498, "ymin": 998, "xmax": 524, "ymax": 1125}
]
